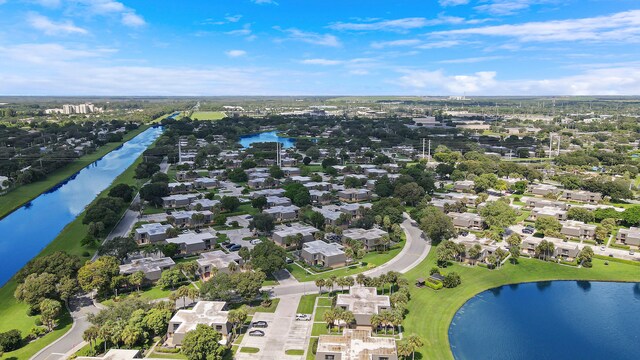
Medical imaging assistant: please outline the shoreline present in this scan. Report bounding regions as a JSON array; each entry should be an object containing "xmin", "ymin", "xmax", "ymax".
[{"xmin": 0, "ymin": 124, "xmax": 151, "ymax": 220}]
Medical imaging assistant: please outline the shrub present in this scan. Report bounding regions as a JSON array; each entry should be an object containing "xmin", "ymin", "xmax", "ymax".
[
  {"xmin": 477, "ymin": 262, "xmax": 489, "ymax": 268},
  {"xmin": 425, "ymin": 280, "xmax": 443, "ymax": 290},
  {"xmin": 27, "ymin": 327, "xmax": 46, "ymax": 341},
  {"xmin": 443, "ymin": 272, "xmax": 462, "ymax": 288},
  {"xmin": 0, "ymin": 329, "xmax": 22, "ymax": 352}
]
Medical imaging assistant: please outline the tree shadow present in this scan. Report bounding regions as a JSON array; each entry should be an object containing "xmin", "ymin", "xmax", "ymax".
[
  {"xmin": 536, "ymin": 281, "xmax": 552, "ymax": 292},
  {"xmin": 576, "ymin": 280, "xmax": 591, "ymax": 292}
]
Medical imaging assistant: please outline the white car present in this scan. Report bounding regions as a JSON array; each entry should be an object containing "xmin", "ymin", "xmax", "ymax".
[
  {"xmin": 296, "ymin": 314, "xmax": 311, "ymax": 321},
  {"xmin": 250, "ymin": 239, "xmax": 262, "ymax": 245}
]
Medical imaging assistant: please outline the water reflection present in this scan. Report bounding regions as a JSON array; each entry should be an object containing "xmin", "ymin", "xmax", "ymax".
[
  {"xmin": 239, "ymin": 131, "xmax": 296, "ymax": 149},
  {"xmin": 577, "ymin": 280, "xmax": 592, "ymax": 292}
]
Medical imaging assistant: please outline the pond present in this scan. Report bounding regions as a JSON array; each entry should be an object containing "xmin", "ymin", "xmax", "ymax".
[
  {"xmin": 449, "ymin": 281, "xmax": 640, "ymax": 360},
  {"xmin": 0, "ymin": 126, "xmax": 163, "ymax": 285},
  {"xmin": 239, "ymin": 131, "xmax": 296, "ymax": 149}
]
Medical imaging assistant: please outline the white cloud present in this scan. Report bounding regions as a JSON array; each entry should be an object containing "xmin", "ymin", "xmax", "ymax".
[
  {"xmin": 417, "ymin": 40, "xmax": 464, "ymax": 49},
  {"xmin": 397, "ymin": 69, "xmax": 498, "ymax": 94},
  {"xmin": 439, "ymin": 0, "xmax": 470, "ymax": 6},
  {"xmin": 27, "ymin": 13, "xmax": 88, "ymax": 35},
  {"xmin": 475, "ymin": 0, "xmax": 552, "ymax": 16},
  {"xmin": 252, "ymin": 0, "xmax": 278, "ymax": 4},
  {"xmin": 430, "ymin": 10, "xmax": 640, "ymax": 43},
  {"xmin": 29, "ymin": 0, "xmax": 61, "ymax": 7},
  {"xmin": 438, "ymin": 56, "xmax": 505, "ymax": 64},
  {"xmin": 225, "ymin": 50, "xmax": 247, "ymax": 57},
  {"xmin": 0, "ymin": 43, "xmax": 114, "ymax": 65},
  {"xmin": 226, "ymin": 14, "xmax": 242, "ymax": 23},
  {"xmin": 121, "ymin": 12, "xmax": 145, "ymax": 27},
  {"xmin": 56, "ymin": 1, "xmax": 147, "ymax": 28},
  {"xmin": 329, "ymin": 15, "xmax": 489, "ymax": 32},
  {"xmin": 371, "ymin": 39, "xmax": 421, "ymax": 49},
  {"xmin": 274, "ymin": 27, "xmax": 341, "ymax": 47},
  {"xmin": 300, "ymin": 59, "xmax": 344, "ymax": 66},
  {"xmin": 226, "ymin": 24, "xmax": 252, "ymax": 36}
]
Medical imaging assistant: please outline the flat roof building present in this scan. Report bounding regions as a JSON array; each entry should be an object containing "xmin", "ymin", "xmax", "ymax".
[
  {"xmin": 119, "ymin": 257, "xmax": 175, "ymax": 281},
  {"xmin": 316, "ymin": 329, "xmax": 397, "ymax": 360},
  {"xmin": 336, "ymin": 287, "xmax": 391, "ymax": 327},
  {"xmin": 168, "ymin": 301, "xmax": 231, "ymax": 346}
]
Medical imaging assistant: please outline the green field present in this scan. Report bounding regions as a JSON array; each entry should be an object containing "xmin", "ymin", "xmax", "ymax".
[
  {"xmin": 190, "ymin": 111, "xmax": 226, "ymax": 121},
  {"xmin": 0, "ymin": 125, "xmax": 149, "ymax": 219},
  {"xmin": 402, "ymin": 252, "xmax": 640, "ymax": 360}
]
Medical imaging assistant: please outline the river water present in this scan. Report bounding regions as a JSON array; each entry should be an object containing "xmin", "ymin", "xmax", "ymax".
[
  {"xmin": 0, "ymin": 126, "xmax": 163, "ymax": 285},
  {"xmin": 449, "ymin": 281, "xmax": 640, "ymax": 360}
]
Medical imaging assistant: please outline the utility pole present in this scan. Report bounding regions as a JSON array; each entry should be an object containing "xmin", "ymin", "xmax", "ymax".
[
  {"xmin": 549, "ymin": 133, "xmax": 553, "ymax": 159},
  {"xmin": 422, "ymin": 138, "xmax": 426, "ymax": 160},
  {"xmin": 428, "ymin": 139, "xmax": 431, "ymax": 162}
]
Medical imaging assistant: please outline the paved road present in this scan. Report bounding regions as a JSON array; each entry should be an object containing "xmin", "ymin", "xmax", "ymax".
[
  {"xmin": 31, "ymin": 294, "xmax": 101, "ymax": 360},
  {"xmin": 266, "ymin": 213, "xmax": 431, "ymax": 297}
]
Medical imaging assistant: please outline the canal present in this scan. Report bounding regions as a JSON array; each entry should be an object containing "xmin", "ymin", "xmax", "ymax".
[{"xmin": 0, "ymin": 126, "xmax": 163, "ymax": 285}]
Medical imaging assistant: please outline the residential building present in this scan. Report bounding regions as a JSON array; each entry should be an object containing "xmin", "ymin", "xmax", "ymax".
[
  {"xmin": 530, "ymin": 207, "xmax": 567, "ymax": 221},
  {"xmin": 176, "ymin": 171, "xmax": 199, "ymax": 182},
  {"xmin": 310, "ymin": 190, "xmax": 332, "ymax": 204},
  {"xmin": 521, "ymin": 196, "xmax": 570, "ymax": 210},
  {"xmin": 168, "ymin": 182, "xmax": 194, "ymax": 194},
  {"xmin": 263, "ymin": 205, "xmax": 300, "ymax": 222},
  {"xmin": 167, "ymin": 301, "xmax": 231, "ymax": 346},
  {"xmin": 119, "ymin": 257, "xmax": 175, "ymax": 281},
  {"xmin": 443, "ymin": 192, "xmax": 478, "ymax": 206},
  {"xmin": 448, "ymin": 212, "xmax": 484, "ymax": 230},
  {"xmin": 272, "ymin": 223, "xmax": 319, "ymax": 246},
  {"xmin": 453, "ymin": 180, "xmax": 475, "ymax": 192},
  {"xmin": 560, "ymin": 220, "xmax": 597, "ymax": 240},
  {"xmin": 364, "ymin": 168, "xmax": 388, "ymax": 178},
  {"xmin": 521, "ymin": 236, "xmax": 543, "ymax": 256},
  {"xmin": 561, "ymin": 190, "xmax": 602, "ymax": 203},
  {"xmin": 554, "ymin": 243, "xmax": 581, "ymax": 261},
  {"xmin": 196, "ymin": 251, "xmax": 243, "ymax": 280},
  {"xmin": 430, "ymin": 198, "xmax": 458, "ymax": 211},
  {"xmin": 528, "ymin": 184, "xmax": 559, "ymax": 196},
  {"xmin": 336, "ymin": 287, "xmax": 391, "ymax": 327},
  {"xmin": 249, "ymin": 188, "xmax": 286, "ymax": 198},
  {"xmin": 266, "ymin": 196, "xmax": 292, "ymax": 208},
  {"xmin": 316, "ymin": 329, "xmax": 397, "ymax": 360},
  {"xmin": 188, "ymin": 198, "xmax": 220, "ymax": 211},
  {"xmin": 134, "ymin": 223, "xmax": 173, "ymax": 245},
  {"xmin": 171, "ymin": 210, "xmax": 213, "ymax": 227},
  {"xmin": 162, "ymin": 194, "xmax": 199, "ymax": 209},
  {"xmin": 342, "ymin": 228, "xmax": 388, "ymax": 251},
  {"xmin": 290, "ymin": 175, "xmax": 312, "ymax": 184},
  {"xmin": 304, "ymin": 181, "xmax": 332, "ymax": 191},
  {"xmin": 281, "ymin": 167, "xmax": 301, "ymax": 177},
  {"xmin": 301, "ymin": 240, "xmax": 347, "ymax": 268},
  {"xmin": 340, "ymin": 203, "xmax": 372, "ymax": 218},
  {"xmin": 617, "ymin": 227, "xmax": 640, "ymax": 246},
  {"xmin": 338, "ymin": 188, "xmax": 371, "ymax": 202},
  {"xmin": 193, "ymin": 177, "xmax": 218, "ymax": 189},
  {"xmin": 165, "ymin": 232, "xmax": 215, "ymax": 255}
]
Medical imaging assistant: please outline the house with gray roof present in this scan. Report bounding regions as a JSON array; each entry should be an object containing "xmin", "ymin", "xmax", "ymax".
[
  {"xmin": 263, "ymin": 205, "xmax": 300, "ymax": 222},
  {"xmin": 165, "ymin": 232, "xmax": 216, "ymax": 255},
  {"xmin": 167, "ymin": 301, "xmax": 231, "ymax": 346},
  {"xmin": 301, "ymin": 240, "xmax": 347, "ymax": 268},
  {"xmin": 119, "ymin": 257, "xmax": 175, "ymax": 281},
  {"xmin": 196, "ymin": 250, "xmax": 243, "ymax": 280},
  {"xmin": 342, "ymin": 228, "xmax": 388, "ymax": 251},
  {"xmin": 316, "ymin": 329, "xmax": 398, "ymax": 360},
  {"xmin": 134, "ymin": 223, "xmax": 173, "ymax": 245},
  {"xmin": 336, "ymin": 287, "xmax": 391, "ymax": 327}
]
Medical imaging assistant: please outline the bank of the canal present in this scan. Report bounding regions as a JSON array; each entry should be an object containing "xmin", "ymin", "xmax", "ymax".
[
  {"xmin": 0, "ymin": 126, "xmax": 163, "ymax": 286},
  {"xmin": 0, "ymin": 126, "xmax": 163, "ymax": 360},
  {"xmin": 0, "ymin": 125, "xmax": 151, "ymax": 220}
]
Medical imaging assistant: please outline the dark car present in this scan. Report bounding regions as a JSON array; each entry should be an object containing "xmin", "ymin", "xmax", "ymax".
[
  {"xmin": 249, "ymin": 330, "xmax": 265, "ymax": 337},
  {"xmin": 229, "ymin": 244, "xmax": 242, "ymax": 252},
  {"xmin": 522, "ymin": 227, "xmax": 534, "ymax": 234},
  {"xmin": 252, "ymin": 321, "xmax": 268, "ymax": 328},
  {"xmin": 224, "ymin": 242, "xmax": 236, "ymax": 249}
]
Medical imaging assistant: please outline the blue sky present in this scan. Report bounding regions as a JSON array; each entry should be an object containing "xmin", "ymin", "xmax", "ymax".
[{"xmin": 0, "ymin": 0, "xmax": 639, "ymax": 96}]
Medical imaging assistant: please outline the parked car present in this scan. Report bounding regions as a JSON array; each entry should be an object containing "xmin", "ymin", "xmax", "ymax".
[
  {"xmin": 252, "ymin": 321, "xmax": 268, "ymax": 328},
  {"xmin": 229, "ymin": 244, "xmax": 242, "ymax": 252},
  {"xmin": 250, "ymin": 239, "xmax": 262, "ymax": 245},
  {"xmin": 630, "ymin": 250, "xmax": 635, "ymax": 256},
  {"xmin": 600, "ymin": 246, "xmax": 606, "ymax": 251},
  {"xmin": 248, "ymin": 330, "xmax": 265, "ymax": 337},
  {"xmin": 522, "ymin": 227, "xmax": 534, "ymax": 234},
  {"xmin": 224, "ymin": 242, "xmax": 236, "ymax": 249},
  {"xmin": 285, "ymin": 258, "xmax": 294, "ymax": 264},
  {"xmin": 296, "ymin": 314, "xmax": 311, "ymax": 321}
]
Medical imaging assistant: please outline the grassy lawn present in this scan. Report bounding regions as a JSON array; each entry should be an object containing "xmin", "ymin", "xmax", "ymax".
[
  {"xmin": 285, "ymin": 349, "xmax": 305, "ymax": 355},
  {"xmin": 148, "ymin": 351, "xmax": 188, "ymax": 359},
  {"xmin": 296, "ymin": 294, "xmax": 319, "ymax": 314},
  {"xmin": 0, "ymin": 307, "xmax": 72, "ymax": 360},
  {"xmin": 311, "ymin": 322, "xmax": 329, "ymax": 336},
  {"xmin": 227, "ymin": 298, "xmax": 280, "ymax": 315},
  {"xmin": 313, "ymin": 307, "xmax": 330, "ymax": 322},
  {"xmin": 316, "ymin": 297, "xmax": 333, "ymax": 307},
  {"xmin": 239, "ymin": 347, "xmax": 260, "ymax": 353},
  {"xmin": 287, "ymin": 240, "xmax": 405, "ymax": 282},
  {"xmin": 191, "ymin": 111, "xmax": 226, "ymax": 121},
  {"xmin": 402, "ymin": 251, "xmax": 640, "ymax": 360},
  {"xmin": 0, "ymin": 125, "xmax": 149, "ymax": 220}
]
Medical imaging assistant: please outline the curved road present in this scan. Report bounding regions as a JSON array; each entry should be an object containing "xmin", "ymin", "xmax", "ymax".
[{"xmin": 32, "ymin": 213, "xmax": 430, "ymax": 359}]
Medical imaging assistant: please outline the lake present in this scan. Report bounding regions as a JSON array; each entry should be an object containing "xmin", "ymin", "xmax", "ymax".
[
  {"xmin": 0, "ymin": 126, "xmax": 163, "ymax": 285},
  {"xmin": 239, "ymin": 131, "xmax": 296, "ymax": 149},
  {"xmin": 449, "ymin": 281, "xmax": 640, "ymax": 360}
]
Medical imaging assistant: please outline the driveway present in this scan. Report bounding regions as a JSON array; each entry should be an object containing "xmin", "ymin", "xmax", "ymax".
[
  {"xmin": 218, "ymin": 181, "xmax": 245, "ymax": 197},
  {"xmin": 219, "ymin": 228, "xmax": 258, "ymax": 250},
  {"xmin": 226, "ymin": 214, "xmax": 252, "ymax": 228},
  {"xmin": 31, "ymin": 293, "xmax": 101, "ymax": 360},
  {"xmin": 235, "ymin": 294, "xmax": 310, "ymax": 360}
]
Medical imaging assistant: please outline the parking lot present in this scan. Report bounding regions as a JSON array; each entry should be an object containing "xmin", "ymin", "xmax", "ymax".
[
  {"xmin": 219, "ymin": 228, "xmax": 259, "ymax": 250},
  {"xmin": 235, "ymin": 295, "xmax": 311, "ymax": 359}
]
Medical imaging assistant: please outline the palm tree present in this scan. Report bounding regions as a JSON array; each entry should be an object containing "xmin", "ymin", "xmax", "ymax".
[
  {"xmin": 339, "ymin": 310, "xmax": 355, "ymax": 330},
  {"xmin": 83, "ymin": 325, "xmax": 99, "ymax": 350},
  {"xmin": 129, "ymin": 271, "xmax": 145, "ymax": 292},
  {"xmin": 370, "ymin": 314, "xmax": 382, "ymax": 335},
  {"xmin": 356, "ymin": 273, "xmax": 367, "ymax": 287},
  {"xmin": 228, "ymin": 262, "xmax": 238, "ymax": 273},
  {"xmin": 379, "ymin": 235, "xmax": 391, "ymax": 252},
  {"xmin": 344, "ymin": 276, "xmax": 355, "ymax": 290},
  {"xmin": 407, "ymin": 334, "xmax": 424, "ymax": 360},
  {"xmin": 315, "ymin": 279, "xmax": 325, "ymax": 294},
  {"xmin": 397, "ymin": 341, "xmax": 414, "ymax": 360},
  {"xmin": 323, "ymin": 308, "xmax": 337, "ymax": 332}
]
